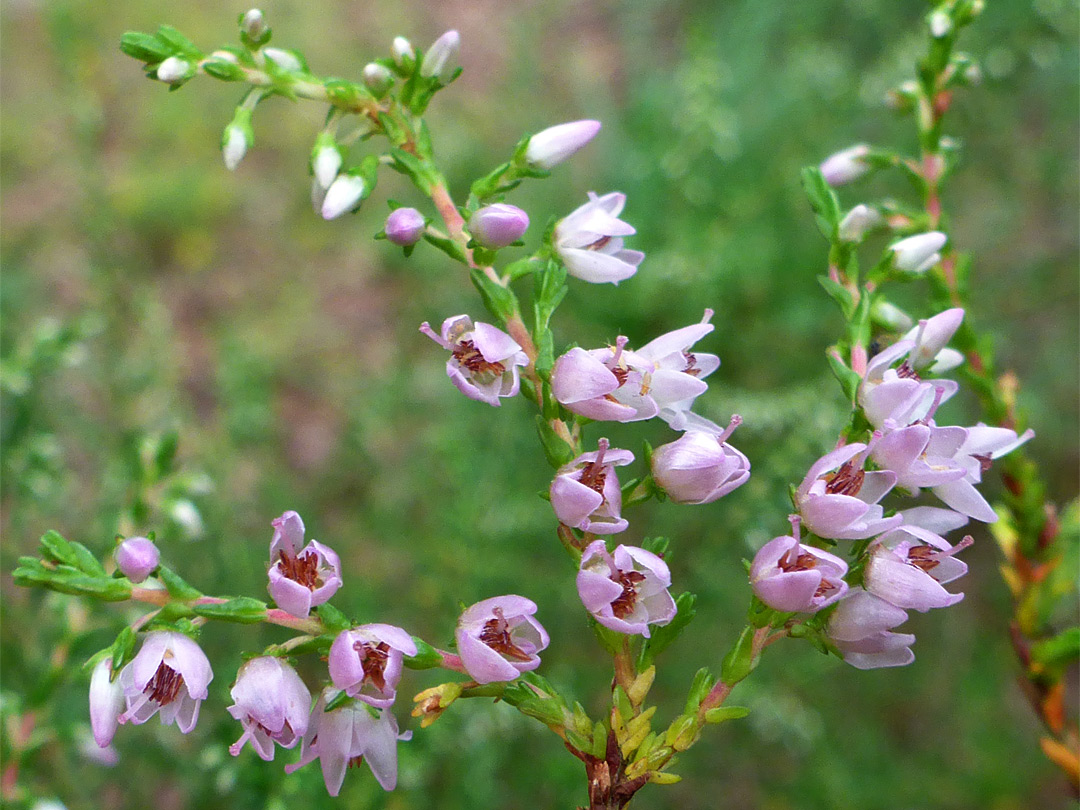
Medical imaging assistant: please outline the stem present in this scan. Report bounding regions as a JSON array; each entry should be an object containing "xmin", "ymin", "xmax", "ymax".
[{"xmin": 697, "ymin": 625, "xmax": 770, "ymax": 720}]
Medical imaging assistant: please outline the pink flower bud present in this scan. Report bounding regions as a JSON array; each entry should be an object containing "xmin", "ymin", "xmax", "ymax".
[
  {"xmin": 114, "ymin": 536, "xmax": 159, "ymax": 583},
  {"xmin": 420, "ymin": 30, "xmax": 459, "ymax": 82},
  {"xmin": 525, "ymin": 120, "xmax": 602, "ymax": 170},
  {"xmin": 362, "ymin": 62, "xmax": 394, "ymax": 97},
  {"xmin": 650, "ymin": 418, "xmax": 750, "ymax": 504},
  {"xmin": 820, "ymin": 144, "xmax": 871, "ymax": 186},
  {"xmin": 455, "ymin": 595, "xmax": 549, "ymax": 684},
  {"xmin": 577, "ymin": 541, "xmax": 676, "ymax": 636},
  {"xmin": 385, "ymin": 207, "xmax": 426, "ymax": 246},
  {"xmin": 469, "ymin": 204, "xmax": 530, "ymax": 249}
]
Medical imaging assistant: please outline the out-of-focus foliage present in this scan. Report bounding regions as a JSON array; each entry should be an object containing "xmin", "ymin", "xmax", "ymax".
[{"xmin": 1, "ymin": 0, "xmax": 1076, "ymax": 808}]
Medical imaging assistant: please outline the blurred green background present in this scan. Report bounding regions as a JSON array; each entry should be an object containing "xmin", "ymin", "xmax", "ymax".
[{"xmin": 2, "ymin": 0, "xmax": 1077, "ymax": 808}]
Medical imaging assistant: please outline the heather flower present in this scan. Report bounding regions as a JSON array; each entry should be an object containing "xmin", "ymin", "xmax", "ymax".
[
  {"xmin": 117, "ymin": 631, "xmax": 212, "ymax": 733},
  {"xmin": 930, "ymin": 423, "xmax": 1034, "ymax": 522},
  {"xmin": 795, "ymin": 441, "xmax": 901, "ymax": 540},
  {"xmin": 89, "ymin": 658, "xmax": 125, "ymax": 749},
  {"xmin": 888, "ymin": 231, "xmax": 947, "ymax": 273},
  {"xmin": 328, "ymin": 624, "xmax": 417, "ymax": 708},
  {"xmin": 420, "ymin": 315, "xmax": 528, "ymax": 406},
  {"xmin": 266, "ymin": 510, "xmax": 343, "ymax": 618},
  {"xmin": 837, "ymin": 204, "xmax": 882, "ymax": 243},
  {"xmin": 828, "ymin": 588, "xmax": 915, "ymax": 669},
  {"xmin": 820, "ymin": 144, "xmax": 870, "ymax": 186},
  {"xmin": 385, "ymin": 207, "xmax": 426, "ymax": 246},
  {"xmin": 551, "ymin": 310, "xmax": 719, "ymax": 429},
  {"xmin": 321, "ymin": 172, "xmax": 367, "ymax": 220},
  {"xmin": 864, "ymin": 529, "xmax": 973, "ymax": 612},
  {"xmin": 114, "ymin": 536, "xmax": 159, "ymax": 583},
  {"xmin": 456, "ymin": 595, "xmax": 549, "ymax": 684},
  {"xmin": 870, "ymin": 422, "xmax": 969, "ymax": 490},
  {"xmin": 553, "ymin": 191, "xmax": 644, "ymax": 283},
  {"xmin": 901, "ymin": 308, "xmax": 965, "ymax": 372},
  {"xmin": 577, "ymin": 540, "xmax": 676, "ymax": 636},
  {"xmin": 525, "ymin": 120, "xmax": 602, "ymax": 170},
  {"xmin": 550, "ymin": 438, "xmax": 633, "ymax": 534},
  {"xmin": 286, "ymin": 690, "xmax": 411, "ymax": 796},
  {"xmin": 240, "ymin": 9, "xmax": 267, "ymax": 41},
  {"xmin": 420, "ymin": 30, "xmax": 460, "ymax": 82},
  {"xmin": 469, "ymin": 204, "xmax": 530, "ymax": 249},
  {"xmin": 650, "ymin": 417, "xmax": 750, "ymax": 504},
  {"xmin": 228, "ymin": 657, "xmax": 311, "ymax": 761},
  {"xmin": 750, "ymin": 519, "xmax": 849, "ymax": 613},
  {"xmin": 859, "ymin": 341, "xmax": 958, "ymax": 429}
]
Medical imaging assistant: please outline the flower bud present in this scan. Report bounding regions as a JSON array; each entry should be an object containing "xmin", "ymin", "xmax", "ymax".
[
  {"xmin": 362, "ymin": 63, "xmax": 394, "ymax": 97},
  {"xmin": 385, "ymin": 207, "xmax": 426, "ymax": 246},
  {"xmin": 222, "ymin": 108, "xmax": 253, "ymax": 172},
  {"xmin": 820, "ymin": 144, "xmax": 871, "ymax": 186},
  {"xmin": 89, "ymin": 658, "xmax": 125, "ymax": 748},
  {"xmin": 114, "ymin": 536, "xmax": 159, "ymax": 583},
  {"xmin": 321, "ymin": 172, "xmax": 367, "ymax": 220},
  {"xmin": 871, "ymin": 300, "xmax": 914, "ymax": 332},
  {"xmin": 888, "ymin": 231, "xmax": 947, "ymax": 273},
  {"xmin": 391, "ymin": 36, "xmax": 414, "ymax": 68},
  {"xmin": 525, "ymin": 120, "xmax": 602, "ymax": 170},
  {"xmin": 837, "ymin": 204, "xmax": 882, "ymax": 243},
  {"xmin": 156, "ymin": 56, "xmax": 191, "ymax": 85},
  {"xmin": 468, "ymin": 204, "xmax": 530, "ymax": 249},
  {"xmin": 240, "ymin": 9, "xmax": 268, "ymax": 43},
  {"xmin": 311, "ymin": 133, "xmax": 342, "ymax": 190},
  {"xmin": 263, "ymin": 47, "xmax": 302, "ymax": 73},
  {"xmin": 929, "ymin": 10, "xmax": 952, "ymax": 38},
  {"xmin": 420, "ymin": 30, "xmax": 460, "ymax": 82}
]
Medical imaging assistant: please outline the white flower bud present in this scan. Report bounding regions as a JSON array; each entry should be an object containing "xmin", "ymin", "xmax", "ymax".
[
  {"xmin": 209, "ymin": 50, "xmax": 239, "ymax": 64},
  {"xmin": 264, "ymin": 47, "xmax": 302, "ymax": 73},
  {"xmin": 889, "ymin": 232, "xmax": 947, "ymax": 273},
  {"xmin": 392, "ymin": 36, "xmax": 414, "ymax": 67},
  {"xmin": 222, "ymin": 125, "xmax": 248, "ymax": 171},
  {"xmin": 321, "ymin": 173, "xmax": 367, "ymax": 220},
  {"xmin": 929, "ymin": 11, "xmax": 952, "ymax": 38},
  {"xmin": 156, "ymin": 56, "xmax": 190, "ymax": 84},
  {"xmin": 820, "ymin": 144, "xmax": 871, "ymax": 186},
  {"xmin": 312, "ymin": 141, "xmax": 342, "ymax": 190},
  {"xmin": 838, "ymin": 204, "xmax": 882, "ymax": 243},
  {"xmin": 525, "ymin": 120, "xmax": 602, "ymax": 170},
  {"xmin": 420, "ymin": 30, "xmax": 460, "ymax": 82},
  {"xmin": 241, "ymin": 9, "xmax": 267, "ymax": 40},
  {"xmin": 362, "ymin": 63, "xmax": 394, "ymax": 97},
  {"xmin": 871, "ymin": 301, "xmax": 914, "ymax": 332}
]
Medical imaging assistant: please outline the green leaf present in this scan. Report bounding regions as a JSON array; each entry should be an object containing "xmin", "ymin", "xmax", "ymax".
[
  {"xmin": 421, "ymin": 232, "xmax": 467, "ymax": 264},
  {"xmin": 119, "ymin": 32, "xmax": 170, "ymax": 64},
  {"xmin": 535, "ymin": 416, "xmax": 575, "ymax": 469},
  {"xmin": 817, "ymin": 275, "xmax": 855, "ymax": 320},
  {"xmin": 203, "ymin": 59, "xmax": 245, "ymax": 81},
  {"xmin": 69, "ymin": 540, "xmax": 106, "ymax": 577},
  {"xmin": 470, "ymin": 162, "xmax": 512, "ymax": 201},
  {"xmin": 703, "ymin": 706, "xmax": 749, "ymax": 724},
  {"xmin": 156, "ymin": 565, "xmax": 202, "ymax": 601},
  {"xmin": 155, "ymin": 25, "xmax": 202, "ymax": 61},
  {"xmin": 39, "ymin": 530, "xmax": 79, "ymax": 568},
  {"xmin": 468, "ymin": 267, "xmax": 520, "ymax": 323},
  {"xmin": 111, "ymin": 627, "xmax": 137, "ymax": 672},
  {"xmin": 324, "ymin": 690, "xmax": 354, "ymax": 713},
  {"xmin": 683, "ymin": 667, "xmax": 715, "ymax": 713},
  {"xmin": 801, "ymin": 166, "xmax": 841, "ymax": 240},
  {"xmin": 192, "ymin": 597, "xmax": 267, "ymax": 624},
  {"xmin": 1030, "ymin": 627, "xmax": 1080, "ymax": 676},
  {"xmin": 638, "ymin": 592, "xmax": 696, "ymax": 668},
  {"xmin": 720, "ymin": 626, "xmax": 760, "ymax": 686},
  {"xmin": 316, "ymin": 602, "xmax": 352, "ymax": 632},
  {"xmin": 826, "ymin": 349, "xmax": 860, "ymax": 404},
  {"xmin": 404, "ymin": 637, "xmax": 444, "ymax": 669}
]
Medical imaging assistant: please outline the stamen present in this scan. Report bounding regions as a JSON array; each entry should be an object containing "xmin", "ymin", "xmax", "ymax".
[
  {"xmin": 717, "ymin": 414, "xmax": 742, "ymax": 445},
  {"xmin": 278, "ymin": 549, "xmax": 323, "ymax": 589},
  {"xmin": 610, "ymin": 570, "xmax": 647, "ymax": 618},
  {"xmin": 683, "ymin": 351, "xmax": 701, "ymax": 376},
  {"xmin": 579, "ymin": 440, "xmax": 610, "ymax": 495},
  {"xmin": 609, "ymin": 336, "xmax": 630, "ymax": 369},
  {"xmin": 452, "ymin": 339, "xmax": 506, "ymax": 382},
  {"xmin": 144, "ymin": 661, "xmax": 185, "ymax": 705},
  {"xmin": 354, "ymin": 641, "xmax": 391, "ymax": 691},
  {"xmin": 586, "ymin": 235, "xmax": 612, "ymax": 252},
  {"xmin": 895, "ymin": 360, "xmax": 921, "ymax": 380},
  {"xmin": 824, "ymin": 461, "xmax": 865, "ymax": 496},
  {"xmin": 971, "ymin": 453, "xmax": 993, "ymax": 473},
  {"xmin": 479, "ymin": 608, "xmax": 532, "ymax": 662}
]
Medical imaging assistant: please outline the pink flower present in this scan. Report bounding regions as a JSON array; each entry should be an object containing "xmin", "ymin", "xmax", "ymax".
[
  {"xmin": 267, "ymin": 511, "xmax": 342, "ymax": 618},
  {"xmin": 551, "ymin": 310, "xmax": 720, "ymax": 430},
  {"xmin": 328, "ymin": 624, "xmax": 417, "ymax": 708},
  {"xmin": 228, "ymin": 657, "xmax": 311, "ymax": 761},
  {"xmin": 750, "ymin": 518, "xmax": 849, "ymax": 613},
  {"xmin": 525, "ymin": 120, "xmax": 602, "ymax": 169},
  {"xmin": 469, "ymin": 204, "xmax": 530, "ymax": 249},
  {"xmin": 385, "ymin": 207, "xmax": 425, "ymax": 246},
  {"xmin": 117, "ymin": 631, "xmax": 213, "ymax": 733},
  {"xmin": 929, "ymin": 423, "xmax": 1034, "ymax": 523},
  {"xmin": 577, "ymin": 540, "xmax": 676, "ymax": 636},
  {"xmin": 456, "ymin": 595, "xmax": 549, "ymax": 684},
  {"xmin": 550, "ymin": 438, "xmax": 633, "ymax": 534},
  {"xmin": 859, "ymin": 341, "xmax": 959, "ymax": 430},
  {"xmin": 114, "ymin": 536, "xmax": 159, "ymax": 584},
  {"xmin": 650, "ymin": 417, "xmax": 750, "ymax": 504},
  {"xmin": 827, "ymin": 588, "xmax": 915, "ymax": 670},
  {"xmin": 870, "ymin": 422, "xmax": 969, "ymax": 490},
  {"xmin": 553, "ymin": 192, "xmax": 644, "ymax": 284},
  {"xmin": 864, "ymin": 529, "xmax": 973, "ymax": 612},
  {"xmin": 286, "ymin": 690, "xmax": 411, "ymax": 796},
  {"xmin": 420, "ymin": 315, "xmax": 528, "ymax": 406},
  {"xmin": 795, "ymin": 441, "xmax": 900, "ymax": 540},
  {"xmin": 89, "ymin": 657, "xmax": 125, "ymax": 749}
]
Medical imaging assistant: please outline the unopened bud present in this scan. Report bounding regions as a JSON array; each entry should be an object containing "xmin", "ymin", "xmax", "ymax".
[
  {"xmin": 264, "ymin": 47, "xmax": 302, "ymax": 73},
  {"xmin": 321, "ymin": 172, "xmax": 367, "ymax": 220},
  {"xmin": 525, "ymin": 120, "xmax": 602, "ymax": 170},
  {"xmin": 420, "ymin": 30, "xmax": 460, "ymax": 82},
  {"xmin": 469, "ymin": 203, "xmax": 530, "ymax": 248},
  {"xmin": 391, "ymin": 36, "xmax": 414, "ymax": 68},
  {"xmin": 837, "ymin": 204, "xmax": 882, "ymax": 243},
  {"xmin": 156, "ymin": 56, "xmax": 191, "ymax": 85},
  {"xmin": 115, "ymin": 536, "xmax": 159, "ymax": 583},
  {"xmin": 222, "ymin": 108, "xmax": 253, "ymax": 172},
  {"xmin": 820, "ymin": 144, "xmax": 871, "ymax": 186},
  {"xmin": 929, "ymin": 10, "xmax": 952, "ymax": 38},
  {"xmin": 889, "ymin": 231, "xmax": 947, "ymax": 273},
  {"xmin": 240, "ymin": 9, "xmax": 268, "ymax": 42},
  {"xmin": 311, "ymin": 133, "xmax": 342, "ymax": 190},
  {"xmin": 385, "ymin": 207, "xmax": 426, "ymax": 246},
  {"xmin": 362, "ymin": 63, "xmax": 394, "ymax": 97},
  {"xmin": 871, "ymin": 300, "xmax": 914, "ymax": 332}
]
